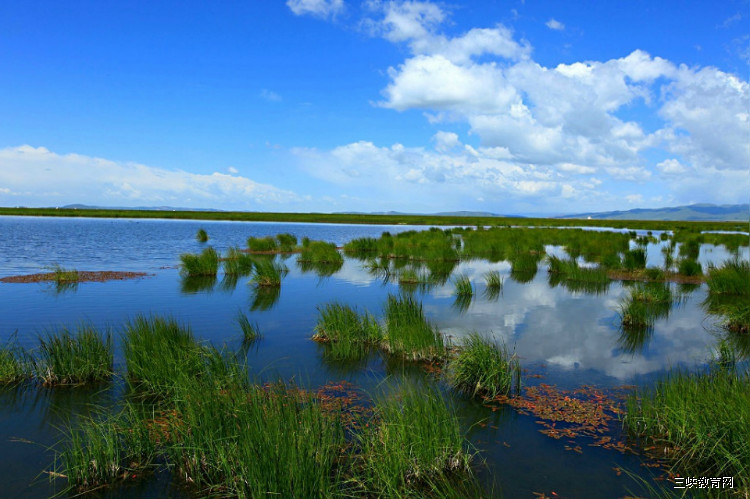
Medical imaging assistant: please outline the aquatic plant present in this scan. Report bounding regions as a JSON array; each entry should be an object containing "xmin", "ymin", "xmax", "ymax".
[
  {"xmin": 624, "ymin": 366, "xmax": 749, "ymax": 494},
  {"xmin": 619, "ymin": 282, "xmax": 674, "ymax": 329},
  {"xmin": 622, "ymin": 248, "xmax": 647, "ymax": 271},
  {"xmin": 343, "ymin": 237, "xmax": 379, "ymax": 256},
  {"xmin": 36, "ymin": 325, "xmax": 113, "ymax": 385},
  {"xmin": 298, "ymin": 240, "xmax": 343, "ymax": 265},
  {"xmin": 250, "ymin": 259, "xmax": 287, "ymax": 287},
  {"xmin": 677, "ymin": 257, "xmax": 702, "ymax": 277},
  {"xmin": 453, "ymin": 273, "xmax": 473, "ymax": 297},
  {"xmin": 179, "ymin": 247, "xmax": 219, "ymax": 277},
  {"xmin": 357, "ymin": 382, "xmax": 476, "ymax": 498},
  {"xmin": 196, "ymin": 228, "xmax": 208, "ymax": 242},
  {"xmin": 383, "ymin": 294, "xmax": 444, "ymax": 360},
  {"xmin": 449, "ymin": 333, "xmax": 520, "ymax": 398},
  {"xmin": 166, "ymin": 381, "xmax": 347, "ymax": 498},
  {"xmin": 222, "ymin": 246, "xmax": 255, "ymax": 275},
  {"xmin": 678, "ymin": 237, "xmax": 702, "ymax": 260},
  {"xmin": 706, "ymin": 258, "xmax": 749, "ymax": 296},
  {"xmin": 46, "ymin": 264, "xmax": 80, "ymax": 283},
  {"xmin": 237, "ymin": 310, "xmax": 261, "ymax": 342},
  {"xmin": 250, "ymin": 285, "xmax": 281, "ymax": 311},
  {"xmin": 0, "ymin": 337, "xmax": 32, "ymax": 384},
  {"xmin": 247, "ymin": 236, "xmax": 278, "ymax": 252},
  {"xmin": 275, "ymin": 233, "xmax": 298, "ymax": 252},
  {"xmin": 313, "ymin": 303, "xmax": 382, "ymax": 360},
  {"xmin": 483, "ymin": 270, "xmax": 503, "ymax": 291}
]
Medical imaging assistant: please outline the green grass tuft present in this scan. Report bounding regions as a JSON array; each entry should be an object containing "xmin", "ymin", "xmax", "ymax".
[
  {"xmin": 179, "ymin": 247, "xmax": 219, "ymax": 277},
  {"xmin": 36, "ymin": 325, "xmax": 113, "ymax": 385},
  {"xmin": 0, "ymin": 336, "xmax": 32, "ymax": 384},
  {"xmin": 222, "ymin": 246, "xmax": 255, "ymax": 275},
  {"xmin": 706, "ymin": 258, "xmax": 749, "ymax": 296},
  {"xmin": 196, "ymin": 228, "xmax": 208, "ymax": 242},
  {"xmin": 383, "ymin": 295, "xmax": 445, "ymax": 360},
  {"xmin": 250, "ymin": 258, "xmax": 288, "ymax": 287},
  {"xmin": 449, "ymin": 333, "xmax": 520, "ymax": 399},
  {"xmin": 313, "ymin": 303, "xmax": 382, "ymax": 360},
  {"xmin": 236, "ymin": 310, "xmax": 261, "ymax": 342},
  {"xmin": 247, "ymin": 236, "xmax": 278, "ymax": 252},
  {"xmin": 452, "ymin": 274, "xmax": 473, "ymax": 297}
]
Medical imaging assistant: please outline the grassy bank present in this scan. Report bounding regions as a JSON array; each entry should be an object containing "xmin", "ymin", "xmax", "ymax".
[{"xmin": 1, "ymin": 206, "xmax": 745, "ymax": 232}]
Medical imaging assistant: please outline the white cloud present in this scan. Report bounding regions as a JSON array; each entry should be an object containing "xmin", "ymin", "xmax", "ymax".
[
  {"xmin": 0, "ymin": 145, "xmax": 301, "ymax": 209},
  {"xmin": 655, "ymin": 158, "xmax": 686, "ymax": 174},
  {"xmin": 286, "ymin": 0, "xmax": 344, "ymax": 19},
  {"xmin": 431, "ymin": 131, "xmax": 460, "ymax": 152},
  {"xmin": 545, "ymin": 18, "xmax": 565, "ymax": 31},
  {"xmin": 227, "ymin": 166, "xmax": 239, "ymax": 174},
  {"xmin": 259, "ymin": 89, "xmax": 282, "ymax": 102}
]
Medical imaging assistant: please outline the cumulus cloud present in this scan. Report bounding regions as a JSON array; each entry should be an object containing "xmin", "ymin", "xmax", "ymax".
[
  {"xmin": 0, "ymin": 146, "xmax": 301, "ymax": 209},
  {"xmin": 259, "ymin": 89, "xmax": 282, "ymax": 102},
  {"xmin": 545, "ymin": 18, "xmax": 565, "ymax": 31},
  {"xmin": 286, "ymin": 0, "xmax": 344, "ymax": 19}
]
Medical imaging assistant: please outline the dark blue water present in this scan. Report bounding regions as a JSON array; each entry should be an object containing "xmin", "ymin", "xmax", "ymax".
[{"xmin": 0, "ymin": 216, "xmax": 744, "ymax": 499}]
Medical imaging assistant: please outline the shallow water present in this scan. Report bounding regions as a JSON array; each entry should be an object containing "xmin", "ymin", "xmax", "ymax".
[{"xmin": 0, "ymin": 216, "xmax": 746, "ymax": 498}]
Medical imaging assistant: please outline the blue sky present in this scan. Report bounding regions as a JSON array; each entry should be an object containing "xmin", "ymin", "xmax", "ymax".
[{"xmin": 1, "ymin": 0, "xmax": 748, "ymax": 215}]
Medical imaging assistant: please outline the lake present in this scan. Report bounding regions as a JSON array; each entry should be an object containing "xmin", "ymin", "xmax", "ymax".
[{"xmin": 0, "ymin": 216, "xmax": 746, "ymax": 498}]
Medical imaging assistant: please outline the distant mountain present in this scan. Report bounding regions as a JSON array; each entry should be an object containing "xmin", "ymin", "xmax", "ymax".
[
  {"xmin": 335, "ymin": 210, "xmax": 525, "ymax": 218},
  {"xmin": 60, "ymin": 204, "xmax": 222, "ymax": 212},
  {"xmin": 561, "ymin": 203, "xmax": 750, "ymax": 222}
]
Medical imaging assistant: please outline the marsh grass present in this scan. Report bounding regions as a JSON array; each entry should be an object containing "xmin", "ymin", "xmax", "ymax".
[
  {"xmin": 195, "ymin": 228, "xmax": 208, "ymax": 242},
  {"xmin": 452, "ymin": 274, "xmax": 473, "ymax": 298},
  {"xmin": 46, "ymin": 264, "xmax": 79, "ymax": 283},
  {"xmin": 449, "ymin": 333, "xmax": 520, "ymax": 398},
  {"xmin": 624, "ymin": 365, "xmax": 749, "ymax": 494},
  {"xmin": 250, "ymin": 259, "xmax": 288, "ymax": 287},
  {"xmin": 677, "ymin": 258, "xmax": 702, "ymax": 277},
  {"xmin": 313, "ymin": 303, "xmax": 382, "ymax": 360},
  {"xmin": 706, "ymin": 258, "xmax": 749, "ymax": 296},
  {"xmin": 247, "ymin": 236, "xmax": 278, "ymax": 252},
  {"xmin": 122, "ymin": 316, "xmax": 206, "ymax": 395},
  {"xmin": 358, "ymin": 382, "xmax": 476, "ymax": 498},
  {"xmin": 482, "ymin": 270, "xmax": 503, "ymax": 301},
  {"xmin": 298, "ymin": 240, "xmax": 344, "ymax": 265},
  {"xmin": 619, "ymin": 282, "xmax": 674, "ymax": 329},
  {"xmin": 222, "ymin": 246, "xmax": 255, "ymax": 276},
  {"xmin": 166, "ymin": 381, "xmax": 347, "ymax": 498},
  {"xmin": 384, "ymin": 295, "xmax": 445, "ymax": 360},
  {"xmin": 236, "ymin": 310, "xmax": 261, "ymax": 342},
  {"xmin": 57, "ymin": 405, "xmax": 158, "ymax": 493},
  {"xmin": 547, "ymin": 256, "xmax": 609, "ymax": 284},
  {"xmin": 36, "ymin": 325, "xmax": 113, "ymax": 385},
  {"xmin": 179, "ymin": 247, "xmax": 219, "ymax": 277},
  {"xmin": 276, "ymin": 233, "xmax": 298, "ymax": 252},
  {"xmin": 0, "ymin": 336, "xmax": 32, "ymax": 384},
  {"xmin": 622, "ymin": 248, "xmax": 647, "ymax": 271}
]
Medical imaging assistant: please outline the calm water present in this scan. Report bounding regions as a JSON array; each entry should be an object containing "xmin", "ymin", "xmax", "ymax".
[{"xmin": 0, "ymin": 216, "xmax": 746, "ymax": 498}]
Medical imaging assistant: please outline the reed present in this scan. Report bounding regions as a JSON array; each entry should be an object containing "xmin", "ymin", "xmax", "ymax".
[
  {"xmin": 36, "ymin": 325, "xmax": 113, "ymax": 385},
  {"xmin": 483, "ymin": 270, "xmax": 503, "ymax": 291},
  {"xmin": 383, "ymin": 295, "xmax": 445, "ymax": 360},
  {"xmin": 677, "ymin": 258, "xmax": 702, "ymax": 277},
  {"xmin": 449, "ymin": 333, "xmax": 520, "ymax": 398},
  {"xmin": 619, "ymin": 282, "xmax": 673, "ymax": 329},
  {"xmin": 179, "ymin": 247, "xmax": 219, "ymax": 277},
  {"xmin": 247, "ymin": 236, "xmax": 278, "ymax": 252},
  {"xmin": 357, "ymin": 382, "xmax": 476, "ymax": 498},
  {"xmin": 624, "ymin": 366, "xmax": 749, "ymax": 494},
  {"xmin": 236, "ymin": 310, "xmax": 261, "ymax": 342},
  {"xmin": 250, "ymin": 259, "xmax": 287, "ymax": 287},
  {"xmin": 343, "ymin": 237, "xmax": 379, "ymax": 256},
  {"xmin": 622, "ymin": 248, "xmax": 647, "ymax": 271},
  {"xmin": 706, "ymin": 258, "xmax": 749, "ymax": 296},
  {"xmin": 313, "ymin": 303, "xmax": 382, "ymax": 360},
  {"xmin": 298, "ymin": 240, "xmax": 343, "ymax": 265},
  {"xmin": 196, "ymin": 228, "xmax": 208, "ymax": 242}
]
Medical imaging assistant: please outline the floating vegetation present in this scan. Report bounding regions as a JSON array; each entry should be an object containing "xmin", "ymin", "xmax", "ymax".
[
  {"xmin": 624, "ymin": 365, "xmax": 749, "ymax": 495},
  {"xmin": 448, "ymin": 333, "xmax": 520, "ymax": 398},
  {"xmin": 313, "ymin": 303, "xmax": 382, "ymax": 360},
  {"xmin": 0, "ymin": 270, "xmax": 149, "ymax": 284},
  {"xmin": 36, "ymin": 325, "xmax": 114, "ymax": 386},
  {"xmin": 195, "ymin": 228, "xmax": 208, "ymax": 242},
  {"xmin": 358, "ymin": 382, "xmax": 477, "ymax": 498},
  {"xmin": 179, "ymin": 247, "xmax": 219, "ymax": 277},
  {"xmin": 383, "ymin": 294, "xmax": 445, "ymax": 360}
]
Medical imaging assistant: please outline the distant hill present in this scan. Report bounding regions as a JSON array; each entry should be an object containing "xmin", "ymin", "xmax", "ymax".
[{"xmin": 561, "ymin": 203, "xmax": 749, "ymax": 222}]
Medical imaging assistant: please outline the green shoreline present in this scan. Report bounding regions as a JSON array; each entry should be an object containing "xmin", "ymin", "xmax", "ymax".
[{"xmin": 0, "ymin": 207, "xmax": 746, "ymax": 232}]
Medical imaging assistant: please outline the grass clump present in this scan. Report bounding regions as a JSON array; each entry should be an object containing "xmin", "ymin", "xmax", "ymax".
[
  {"xmin": 179, "ymin": 247, "xmax": 219, "ymax": 277},
  {"xmin": 0, "ymin": 338, "xmax": 32, "ymax": 384},
  {"xmin": 222, "ymin": 246, "xmax": 255, "ymax": 276},
  {"xmin": 483, "ymin": 270, "xmax": 503, "ymax": 291},
  {"xmin": 449, "ymin": 333, "xmax": 520, "ymax": 399},
  {"xmin": 383, "ymin": 295, "xmax": 445, "ymax": 360},
  {"xmin": 250, "ymin": 259, "xmax": 288, "ymax": 287},
  {"xmin": 677, "ymin": 258, "xmax": 702, "ymax": 277},
  {"xmin": 47, "ymin": 263, "xmax": 79, "ymax": 283},
  {"xmin": 313, "ymin": 303, "xmax": 382, "ymax": 360},
  {"xmin": 276, "ymin": 233, "xmax": 298, "ymax": 252},
  {"xmin": 298, "ymin": 240, "xmax": 343, "ymax": 265},
  {"xmin": 36, "ymin": 325, "xmax": 113, "ymax": 385},
  {"xmin": 624, "ymin": 365, "xmax": 749, "ymax": 494},
  {"xmin": 358, "ymin": 383, "xmax": 476, "ymax": 498},
  {"xmin": 706, "ymin": 258, "xmax": 749, "ymax": 296},
  {"xmin": 619, "ymin": 282, "xmax": 674, "ymax": 330},
  {"xmin": 247, "ymin": 236, "xmax": 278, "ymax": 252},
  {"xmin": 453, "ymin": 274, "xmax": 473, "ymax": 297},
  {"xmin": 122, "ymin": 315, "xmax": 207, "ymax": 395},
  {"xmin": 167, "ymin": 381, "xmax": 346, "ymax": 498},
  {"xmin": 196, "ymin": 228, "xmax": 208, "ymax": 242},
  {"xmin": 237, "ymin": 311, "xmax": 261, "ymax": 342},
  {"xmin": 622, "ymin": 248, "xmax": 647, "ymax": 271}
]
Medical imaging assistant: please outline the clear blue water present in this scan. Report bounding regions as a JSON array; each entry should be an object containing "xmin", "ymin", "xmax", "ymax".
[{"xmin": 0, "ymin": 216, "xmax": 745, "ymax": 498}]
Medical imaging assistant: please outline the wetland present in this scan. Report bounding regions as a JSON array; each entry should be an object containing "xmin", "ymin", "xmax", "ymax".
[{"xmin": 0, "ymin": 215, "xmax": 748, "ymax": 498}]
